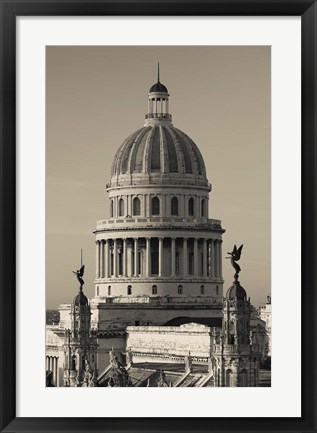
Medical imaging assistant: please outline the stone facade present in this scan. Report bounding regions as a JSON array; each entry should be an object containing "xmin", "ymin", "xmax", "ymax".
[{"xmin": 91, "ymin": 74, "xmax": 225, "ymax": 330}]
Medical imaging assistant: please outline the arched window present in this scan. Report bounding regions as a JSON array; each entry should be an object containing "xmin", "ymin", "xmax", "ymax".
[
  {"xmin": 108, "ymin": 285, "xmax": 111, "ymax": 296},
  {"xmin": 96, "ymin": 286, "xmax": 99, "ymax": 296},
  {"xmin": 188, "ymin": 197, "xmax": 194, "ymax": 216},
  {"xmin": 216, "ymin": 285, "xmax": 219, "ymax": 296},
  {"xmin": 110, "ymin": 200, "xmax": 114, "ymax": 218},
  {"xmin": 151, "ymin": 197, "xmax": 160, "ymax": 216},
  {"xmin": 200, "ymin": 285, "xmax": 205, "ymax": 295},
  {"xmin": 152, "ymin": 285, "xmax": 157, "ymax": 295},
  {"xmin": 171, "ymin": 197, "xmax": 178, "ymax": 216},
  {"xmin": 133, "ymin": 197, "xmax": 141, "ymax": 216},
  {"xmin": 127, "ymin": 285, "xmax": 132, "ymax": 295},
  {"xmin": 118, "ymin": 198, "xmax": 124, "ymax": 217},
  {"xmin": 240, "ymin": 369, "xmax": 247, "ymax": 387},
  {"xmin": 201, "ymin": 199, "xmax": 205, "ymax": 217},
  {"xmin": 178, "ymin": 285, "xmax": 183, "ymax": 295},
  {"xmin": 226, "ymin": 369, "xmax": 233, "ymax": 387}
]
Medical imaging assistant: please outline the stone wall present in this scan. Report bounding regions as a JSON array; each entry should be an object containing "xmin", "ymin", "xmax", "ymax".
[{"xmin": 127, "ymin": 322, "xmax": 213, "ymax": 359}]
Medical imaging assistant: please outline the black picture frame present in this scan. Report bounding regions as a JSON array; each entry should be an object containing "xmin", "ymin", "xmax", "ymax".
[{"xmin": 0, "ymin": 1, "xmax": 316, "ymax": 432}]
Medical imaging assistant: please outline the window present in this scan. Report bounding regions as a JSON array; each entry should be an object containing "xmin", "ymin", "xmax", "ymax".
[
  {"xmin": 240, "ymin": 370, "xmax": 247, "ymax": 387},
  {"xmin": 138, "ymin": 252, "xmax": 142, "ymax": 275},
  {"xmin": 110, "ymin": 200, "xmax": 114, "ymax": 218},
  {"xmin": 151, "ymin": 196, "xmax": 160, "ymax": 215},
  {"xmin": 118, "ymin": 198, "xmax": 124, "ymax": 217},
  {"xmin": 135, "ymin": 320, "xmax": 140, "ymax": 326},
  {"xmin": 216, "ymin": 285, "xmax": 219, "ymax": 296},
  {"xmin": 131, "ymin": 251, "xmax": 134, "ymax": 275},
  {"xmin": 188, "ymin": 252, "xmax": 194, "ymax": 275},
  {"xmin": 201, "ymin": 199, "xmax": 205, "ymax": 217},
  {"xmin": 127, "ymin": 285, "xmax": 132, "ymax": 295},
  {"xmin": 178, "ymin": 285, "xmax": 183, "ymax": 294},
  {"xmin": 108, "ymin": 285, "xmax": 111, "ymax": 296},
  {"xmin": 188, "ymin": 197, "xmax": 194, "ymax": 216},
  {"xmin": 96, "ymin": 286, "xmax": 99, "ymax": 296},
  {"xmin": 201, "ymin": 285, "xmax": 205, "ymax": 295},
  {"xmin": 226, "ymin": 369, "xmax": 233, "ymax": 387},
  {"xmin": 151, "ymin": 251, "xmax": 159, "ymax": 275},
  {"xmin": 152, "ymin": 285, "xmax": 157, "ymax": 295},
  {"xmin": 201, "ymin": 252, "xmax": 204, "ymax": 275},
  {"xmin": 171, "ymin": 197, "xmax": 178, "ymax": 216},
  {"xmin": 175, "ymin": 252, "xmax": 180, "ymax": 275},
  {"xmin": 118, "ymin": 252, "xmax": 123, "ymax": 275},
  {"xmin": 110, "ymin": 252, "xmax": 114, "ymax": 276},
  {"xmin": 133, "ymin": 197, "xmax": 141, "ymax": 216}
]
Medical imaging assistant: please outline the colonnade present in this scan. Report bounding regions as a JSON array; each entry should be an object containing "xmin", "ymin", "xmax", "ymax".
[
  {"xmin": 95, "ymin": 237, "xmax": 222, "ymax": 280},
  {"xmin": 46, "ymin": 355, "xmax": 59, "ymax": 386}
]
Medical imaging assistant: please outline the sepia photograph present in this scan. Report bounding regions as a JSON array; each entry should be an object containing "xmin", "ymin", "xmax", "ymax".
[{"xmin": 45, "ymin": 46, "xmax": 271, "ymax": 388}]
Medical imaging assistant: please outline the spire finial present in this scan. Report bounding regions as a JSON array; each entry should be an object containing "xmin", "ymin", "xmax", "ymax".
[{"xmin": 157, "ymin": 62, "xmax": 160, "ymax": 82}]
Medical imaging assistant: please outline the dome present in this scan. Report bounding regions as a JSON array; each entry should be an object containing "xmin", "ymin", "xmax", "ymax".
[
  {"xmin": 149, "ymin": 81, "xmax": 168, "ymax": 93},
  {"xmin": 111, "ymin": 125, "xmax": 207, "ymax": 178},
  {"xmin": 73, "ymin": 290, "xmax": 88, "ymax": 306},
  {"xmin": 226, "ymin": 282, "xmax": 247, "ymax": 300}
]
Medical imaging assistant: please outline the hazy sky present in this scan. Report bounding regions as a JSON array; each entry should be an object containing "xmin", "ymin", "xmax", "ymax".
[{"xmin": 46, "ymin": 46, "xmax": 270, "ymax": 309}]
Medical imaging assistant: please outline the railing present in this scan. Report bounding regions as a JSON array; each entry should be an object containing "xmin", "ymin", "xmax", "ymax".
[
  {"xmin": 145, "ymin": 113, "xmax": 172, "ymax": 120},
  {"xmin": 101, "ymin": 295, "xmax": 220, "ymax": 306},
  {"xmin": 96, "ymin": 217, "xmax": 221, "ymax": 229}
]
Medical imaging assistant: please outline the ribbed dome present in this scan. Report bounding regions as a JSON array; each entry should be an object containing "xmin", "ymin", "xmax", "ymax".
[
  {"xmin": 73, "ymin": 290, "xmax": 88, "ymax": 306},
  {"xmin": 149, "ymin": 81, "xmax": 168, "ymax": 93},
  {"xmin": 226, "ymin": 282, "xmax": 247, "ymax": 301},
  {"xmin": 111, "ymin": 125, "xmax": 207, "ymax": 178}
]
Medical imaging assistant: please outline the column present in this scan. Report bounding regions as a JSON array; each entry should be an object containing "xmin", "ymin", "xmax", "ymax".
[
  {"xmin": 105, "ymin": 240, "xmax": 110, "ymax": 278},
  {"xmin": 146, "ymin": 194, "xmax": 150, "ymax": 218},
  {"xmin": 215, "ymin": 240, "xmax": 219, "ymax": 278},
  {"xmin": 56, "ymin": 358, "xmax": 59, "ymax": 387},
  {"xmin": 55, "ymin": 357, "xmax": 58, "ymax": 386},
  {"xmin": 161, "ymin": 194, "xmax": 166, "ymax": 217},
  {"xmin": 113, "ymin": 239, "xmax": 117, "ymax": 277},
  {"xmin": 123, "ymin": 238, "xmax": 127, "ymax": 277},
  {"xmin": 146, "ymin": 237, "xmax": 151, "ymax": 277},
  {"xmin": 100, "ymin": 241, "xmax": 104, "ymax": 278},
  {"xmin": 203, "ymin": 238, "xmax": 207, "ymax": 277},
  {"xmin": 183, "ymin": 238, "xmax": 188, "ymax": 276},
  {"xmin": 46, "ymin": 356, "xmax": 49, "ymax": 370},
  {"xmin": 219, "ymin": 240, "xmax": 223, "ymax": 279},
  {"xmin": 158, "ymin": 237, "xmax": 163, "ymax": 277},
  {"xmin": 210, "ymin": 239, "xmax": 215, "ymax": 278},
  {"xmin": 51, "ymin": 357, "xmax": 55, "ymax": 383},
  {"xmin": 171, "ymin": 237, "xmax": 176, "ymax": 276},
  {"xmin": 194, "ymin": 238, "xmax": 199, "ymax": 276},
  {"xmin": 95, "ymin": 241, "xmax": 100, "ymax": 278},
  {"xmin": 127, "ymin": 195, "xmax": 131, "ymax": 217},
  {"xmin": 134, "ymin": 238, "xmax": 139, "ymax": 276}
]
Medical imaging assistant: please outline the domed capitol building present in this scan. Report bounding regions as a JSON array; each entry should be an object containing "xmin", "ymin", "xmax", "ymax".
[{"xmin": 46, "ymin": 69, "xmax": 269, "ymax": 388}]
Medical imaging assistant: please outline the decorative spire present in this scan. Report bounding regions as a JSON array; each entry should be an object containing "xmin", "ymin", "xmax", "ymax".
[
  {"xmin": 157, "ymin": 62, "xmax": 160, "ymax": 82},
  {"xmin": 226, "ymin": 244, "xmax": 243, "ymax": 282},
  {"xmin": 72, "ymin": 250, "xmax": 85, "ymax": 292}
]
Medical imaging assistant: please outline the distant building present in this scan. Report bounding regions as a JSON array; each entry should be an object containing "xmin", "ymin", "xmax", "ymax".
[{"xmin": 259, "ymin": 295, "xmax": 272, "ymax": 357}]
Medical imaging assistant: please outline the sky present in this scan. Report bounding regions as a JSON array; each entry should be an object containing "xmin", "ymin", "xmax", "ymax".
[{"xmin": 46, "ymin": 45, "xmax": 271, "ymax": 309}]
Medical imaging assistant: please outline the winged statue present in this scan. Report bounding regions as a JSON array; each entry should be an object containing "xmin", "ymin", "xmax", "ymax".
[
  {"xmin": 226, "ymin": 244, "xmax": 243, "ymax": 279},
  {"xmin": 73, "ymin": 264, "xmax": 85, "ymax": 289}
]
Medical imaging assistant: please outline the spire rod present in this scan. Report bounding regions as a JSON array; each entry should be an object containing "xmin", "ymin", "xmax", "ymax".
[
  {"xmin": 157, "ymin": 62, "xmax": 160, "ymax": 82},
  {"xmin": 81, "ymin": 248, "xmax": 83, "ymax": 267}
]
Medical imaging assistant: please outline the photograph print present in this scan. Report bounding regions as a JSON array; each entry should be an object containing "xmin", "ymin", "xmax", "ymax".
[{"xmin": 45, "ymin": 46, "xmax": 271, "ymax": 388}]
